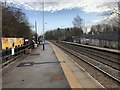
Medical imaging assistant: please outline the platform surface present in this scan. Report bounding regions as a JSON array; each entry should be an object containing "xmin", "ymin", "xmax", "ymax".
[
  {"xmin": 50, "ymin": 42, "xmax": 105, "ymax": 89},
  {"xmin": 3, "ymin": 43, "xmax": 70, "ymax": 88},
  {"xmin": 2, "ymin": 42, "xmax": 104, "ymax": 89}
]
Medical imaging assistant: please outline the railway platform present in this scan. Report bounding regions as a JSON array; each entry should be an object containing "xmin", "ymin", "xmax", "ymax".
[{"xmin": 2, "ymin": 42, "xmax": 104, "ymax": 89}]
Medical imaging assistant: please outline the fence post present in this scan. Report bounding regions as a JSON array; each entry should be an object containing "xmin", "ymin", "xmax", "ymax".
[
  {"xmin": 5, "ymin": 47, "xmax": 8, "ymax": 61},
  {"xmin": 23, "ymin": 44, "xmax": 25, "ymax": 54},
  {"xmin": 17, "ymin": 45, "xmax": 20, "ymax": 54}
]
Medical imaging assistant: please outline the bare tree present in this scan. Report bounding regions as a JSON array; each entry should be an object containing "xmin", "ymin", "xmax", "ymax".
[
  {"xmin": 72, "ymin": 15, "xmax": 83, "ymax": 28},
  {"xmin": 103, "ymin": 1, "xmax": 120, "ymax": 27},
  {"xmin": 2, "ymin": 5, "xmax": 32, "ymax": 39}
]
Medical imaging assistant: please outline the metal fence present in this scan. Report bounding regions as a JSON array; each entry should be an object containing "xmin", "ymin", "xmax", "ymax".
[{"xmin": 1, "ymin": 42, "xmax": 34, "ymax": 68}]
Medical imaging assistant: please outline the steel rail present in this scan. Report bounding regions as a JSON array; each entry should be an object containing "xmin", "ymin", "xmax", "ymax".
[{"xmin": 54, "ymin": 42, "xmax": 120, "ymax": 83}]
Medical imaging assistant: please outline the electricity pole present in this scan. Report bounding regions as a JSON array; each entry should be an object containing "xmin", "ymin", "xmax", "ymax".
[
  {"xmin": 118, "ymin": 1, "xmax": 120, "ymax": 27},
  {"xmin": 42, "ymin": 0, "xmax": 45, "ymax": 50},
  {"xmin": 35, "ymin": 21, "xmax": 37, "ymax": 44},
  {"xmin": 5, "ymin": 0, "xmax": 6, "ymax": 7},
  {"xmin": 118, "ymin": 1, "xmax": 120, "ymax": 50}
]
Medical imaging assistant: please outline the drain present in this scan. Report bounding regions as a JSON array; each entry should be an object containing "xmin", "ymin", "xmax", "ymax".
[{"xmin": 17, "ymin": 62, "xmax": 34, "ymax": 67}]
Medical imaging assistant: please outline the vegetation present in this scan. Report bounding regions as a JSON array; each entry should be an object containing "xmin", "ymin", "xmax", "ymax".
[
  {"xmin": 2, "ymin": 4, "xmax": 33, "ymax": 39},
  {"xmin": 45, "ymin": 15, "xmax": 83, "ymax": 41},
  {"xmin": 44, "ymin": 2, "xmax": 120, "ymax": 49},
  {"xmin": 88, "ymin": 1, "xmax": 120, "ymax": 41},
  {"xmin": 72, "ymin": 15, "xmax": 83, "ymax": 28},
  {"xmin": 45, "ymin": 27, "xmax": 83, "ymax": 41},
  {"xmin": 89, "ymin": 24, "xmax": 119, "ymax": 34}
]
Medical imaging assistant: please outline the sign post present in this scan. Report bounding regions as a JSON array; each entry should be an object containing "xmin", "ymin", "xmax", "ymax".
[{"xmin": 11, "ymin": 48, "xmax": 15, "ymax": 56}]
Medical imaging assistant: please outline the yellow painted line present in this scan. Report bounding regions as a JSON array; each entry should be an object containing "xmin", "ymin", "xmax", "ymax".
[{"xmin": 50, "ymin": 43, "xmax": 82, "ymax": 88}]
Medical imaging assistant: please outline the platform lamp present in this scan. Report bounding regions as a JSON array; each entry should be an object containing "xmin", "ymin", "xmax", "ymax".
[
  {"xmin": 42, "ymin": 0, "xmax": 45, "ymax": 50},
  {"xmin": 35, "ymin": 21, "xmax": 38, "ymax": 44}
]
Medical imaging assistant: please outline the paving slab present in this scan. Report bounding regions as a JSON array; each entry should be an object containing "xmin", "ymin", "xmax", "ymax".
[
  {"xmin": 2, "ymin": 42, "xmax": 105, "ymax": 89},
  {"xmin": 2, "ymin": 43, "xmax": 70, "ymax": 88},
  {"xmin": 50, "ymin": 42, "xmax": 105, "ymax": 89}
]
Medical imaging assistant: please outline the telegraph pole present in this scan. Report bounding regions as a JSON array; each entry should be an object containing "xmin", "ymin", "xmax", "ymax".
[
  {"xmin": 42, "ymin": 0, "xmax": 45, "ymax": 50},
  {"xmin": 118, "ymin": 1, "xmax": 120, "ymax": 50},
  {"xmin": 118, "ymin": 1, "xmax": 120, "ymax": 26},
  {"xmin": 5, "ymin": 0, "xmax": 6, "ymax": 7},
  {"xmin": 35, "ymin": 21, "xmax": 37, "ymax": 44}
]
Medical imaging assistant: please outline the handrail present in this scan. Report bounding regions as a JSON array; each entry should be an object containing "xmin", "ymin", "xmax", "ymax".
[{"xmin": 2, "ymin": 42, "xmax": 34, "ymax": 68}]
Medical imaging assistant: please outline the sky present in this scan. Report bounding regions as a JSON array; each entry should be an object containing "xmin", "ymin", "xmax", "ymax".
[{"xmin": 1, "ymin": 0, "xmax": 119, "ymax": 35}]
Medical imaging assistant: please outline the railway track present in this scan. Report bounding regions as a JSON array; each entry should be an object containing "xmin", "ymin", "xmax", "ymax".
[
  {"xmin": 69, "ymin": 44, "xmax": 120, "ymax": 71},
  {"xmin": 60, "ymin": 42, "xmax": 120, "ymax": 70},
  {"xmin": 53, "ymin": 41, "xmax": 120, "ymax": 86}
]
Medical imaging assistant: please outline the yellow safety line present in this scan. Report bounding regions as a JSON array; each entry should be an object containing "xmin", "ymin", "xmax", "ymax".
[{"xmin": 50, "ymin": 43, "xmax": 82, "ymax": 89}]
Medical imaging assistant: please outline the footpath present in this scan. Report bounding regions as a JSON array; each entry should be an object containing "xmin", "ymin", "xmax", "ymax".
[
  {"xmin": 2, "ymin": 42, "xmax": 104, "ymax": 89},
  {"xmin": 3, "ymin": 43, "xmax": 70, "ymax": 88}
]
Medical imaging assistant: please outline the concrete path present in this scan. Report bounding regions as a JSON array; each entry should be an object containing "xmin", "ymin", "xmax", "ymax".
[
  {"xmin": 2, "ymin": 42, "xmax": 104, "ymax": 89},
  {"xmin": 2, "ymin": 43, "xmax": 70, "ymax": 88},
  {"xmin": 50, "ymin": 42, "xmax": 104, "ymax": 89}
]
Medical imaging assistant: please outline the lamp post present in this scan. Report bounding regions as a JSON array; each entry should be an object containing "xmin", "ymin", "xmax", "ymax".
[
  {"xmin": 83, "ymin": 20, "xmax": 86, "ymax": 34},
  {"xmin": 42, "ymin": 1, "xmax": 45, "ymax": 50},
  {"xmin": 61, "ymin": 26, "xmax": 65, "ymax": 40},
  {"xmin": 4, "ymin": 0, "xmax": 7, "ymax": 7},
  {"xmin": 118, "ymin": 1, "xmax": 120, "ymax": 27},
  {"xmin": 35, "ymin": 21, "xmax": 37, "ymax": 44}
]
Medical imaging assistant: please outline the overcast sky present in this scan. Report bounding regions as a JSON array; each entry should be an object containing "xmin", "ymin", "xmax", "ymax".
[{"xmin": 1, "ymin": 0, "xmax": 119, "ymax": 34}]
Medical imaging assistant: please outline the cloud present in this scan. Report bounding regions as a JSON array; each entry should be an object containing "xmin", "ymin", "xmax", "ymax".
[
  {"xmin": 2, "ymin": 0, "xmax": 119, "ymax": 29},
  {"xmin": 86, "ymin": 12, "xmax": 118, "ymax": 30},
  {"xmin": 2, "ymin": 0, "xmax": 119, "ymax": 13}
]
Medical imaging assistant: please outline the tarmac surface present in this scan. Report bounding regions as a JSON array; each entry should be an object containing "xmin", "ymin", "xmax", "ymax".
[
  {"xmin": 2, "ymin": 43, "xmax": 70, "ymax": 88},
  {"xmin": 2, "ymin": 42, "xmax": 104, "ymax": 89},
  {"xmin": 50, "ymin": 43, "xmax": 104, "ymax": 89}
]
